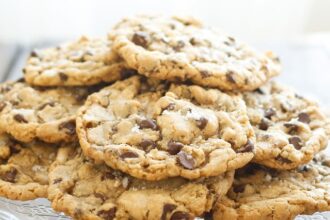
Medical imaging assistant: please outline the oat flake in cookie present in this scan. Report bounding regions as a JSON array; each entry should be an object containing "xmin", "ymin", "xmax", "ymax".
[
  {"xmin": 110, "ymin": 15, "xmax": 281, "ymax": 91},
  {"xmin": 213, "ymin": 154, "xmax": 330, "ymax": 220},
  {"xmin": 24, "ymin": 36, "xmax": 135, "ymax": 86},
  {"xmin": 0, "ymin": 81, "xmax": 97, "ymax": 143},
  {"xmin": 76, "ymin": 76, "xmax": 255, "ymax": 181},
  {"xmin": 48, "ymin": 146, "xmax": 234, "ymax": 220},
  {"xmin": 0, "ymin": 133, "xmax": 58, "ymax": 200},
  {"xmin": 243, "ymin": 81, "xmax": 328, "ymax": 169}
]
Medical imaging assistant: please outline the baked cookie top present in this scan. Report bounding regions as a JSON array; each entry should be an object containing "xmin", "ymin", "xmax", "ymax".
[
  {"xmin": 212, "ymin": 154, "xmax": 330, "ymax": 220},
  {"xmin": 76, "ymin": 76, "xmax": 255, "ymax": 180},
  {"xmin": 0, "ymin": 133, "xmax": 58, "ymax": 200},
  {"xmin": 0, "ymin": 81, "xmax": 98, "ymax": 143},
  {"xmin": 24, "ymin": 36, "xmax": 136, "ymax": 86},
  {"xmin": 243, "ymin": 81, "xmax": 328, "ymax": 169},
  {"xmin": 48, "ymin": 146, "xmax": 234, "ymax": 220},
  {"xmin": 110, "ymin": 15, "xmax": 281, "ymax": 91}
]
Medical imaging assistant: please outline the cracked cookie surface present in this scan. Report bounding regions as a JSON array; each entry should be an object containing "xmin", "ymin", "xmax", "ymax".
[
  {"xmin": 76, "ymin": 76, "xmax": 255, "ymax": 181},
  {"xmin": 213, "ymin": 154, "xmax": 330, "ymax": 220},
  {"xmin": 0, "ymin": 81, "xmax": 98, "ymax": 143},
  {"xmin": 243, "ymin": 81, "xmax": 328, "ymax": 169},
  {"xmin": 24, "ymin": 36, "xmax": 135, "ymax": 86},
  {"xmin": 48, "ymin": 146, "xmax": 234, "ymax": 220},
  {"xmin": 110, "ymin": 15, "xmax": 281, "ymax": 91},
  {"xmin": 0, "ymin": 133, "xmax": 58, "ymax": 200}
]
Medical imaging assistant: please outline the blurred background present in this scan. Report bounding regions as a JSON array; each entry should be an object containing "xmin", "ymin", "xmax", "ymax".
[{"xmin": 0, "ymin": 0, "xmax": 330, "ymax": 106}]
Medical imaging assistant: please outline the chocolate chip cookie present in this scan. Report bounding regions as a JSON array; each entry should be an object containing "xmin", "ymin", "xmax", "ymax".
[
  {"xmin": 0, "ymin": 81, "xmax": 97, "ymax": 143},
  {"xmin": 110, "ymin": 15, "xmax": 281, "ymax": 91},
  {"xmin": 24, "ymin": 36, "xmax": 136, "ymax": 86},
  {"xmin": 0, "ymin": 133, "xmax": 58, "ymax": 200},
  {"xmin": 243, "ymin": 81, "xmax": 328, "ymax": 169},
  {"xmin": 48, "ymin": 145, "xmax": 234, "ymax": 220},
  {"xmin": 213, "ymin": 154, "xmax": 330, "ymax": 220},
  {"xmin": 76, "ymin": 76, "xmax": 255, "ymax": 180}
]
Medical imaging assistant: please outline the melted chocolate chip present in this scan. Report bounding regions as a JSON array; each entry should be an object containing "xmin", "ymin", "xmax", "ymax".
[
  {"xmin": 161, "ymin": 204, "xmax": 177, "ymax": 220},
  {"xmin": 233, "ymin": 184, "xmax": 245, "ymax": 193},
  {"xmin": 138, "ymin": 119, "xmax": 157, "ymax": 130},
  {"xmin": 53, "ymin": 178, "xmax": 62, "ymax": 184},
  {"xmin": 9, "ymin": 142, "xmax": 20, "ymax": 154},
  {"xmin": 264, "ymin": 108, "xmax": 276, "ymax": 119},
  {"xmin": 120, "ymin": 68, "xmax": 137, "ymax": 79},
  {"xmin": 170, "ymin": 211, "xmax": 194, "ymax": 220},
  {"xmin": 97, "ymin": 207, "xmax": 117, "ymax": 220},
  {"xmin": 298, "ymin": 112, "xmax": 311, "ymax": 124},
  {"xmin": 95, "ymin": 193, "xmax": 107, "ymax": 202},
  {"xmin": 38, "ymin": 101, "xmax": 55, "ymax": 110},
  {"xmin": 275, "ymin": 155, "xmax": 292, "ymax": 163},
  {"xmin": 13, "ymin": 114, "xmax": 28, "ymax": 123},
  {"xmin": 284, "ymin": 123, "xmax": 299, "ymax": 134},
  {"xmin": 101, "ymin": 172, "xmax": 115, "ymax": 181},
  {"xmin": 203, "ymin": 212, "xmax": 213, "ymax": 220},
  {"xmin": 2, "ymin": 168, "xmax": 17, "ymax": 183},
  {"xmin": 59, "ymin": 120, "xmax": 76, "ymax": 135},
  {"xmin": 167, "ymin": 140, "xmax": 184, "ymax": 155},
  {"xmin": 177, "ymin": 151, "xmax": 195, "ymax": 169},
  {"xmin": 59, "ymin": 72, "xmax": 68, "ymax": 81},
  {"xmin": 120, "ymin": 151, "xmax": 139, "ymax": 159},
  {"xmin": 259, "ymin": 118, "xmax": 269, "ymax": 131},
  {"xmin": 236, "ymin": 140, "xmax": 254, "ymax": 153},
  {"xmin": 226, "ymin": 71, "xmax": 236, "ymax": 84},
  {"xmin": 0, "ymin": 102, "xmax": 6, "ymax": 112},
  {"xmin": 30, "ymin": 50, "xmax": 38, "ymax": 57},
  {"xmin": 139, "ymin": 139, "xmax": 157, "ymax": 151},
  {"xmin": 289, "ymin": 136, "xmax": 303, "ymax": 150},
  {"xmin": 173, "ymin": 40, "xmax": 185, "ymax": 51},
  {"xmin": 16, "ymin": 77, "xmax": 25, "ymax": 83},
  {"xmin": 132, "ymin": 32, "xmax": 148, "ymax": 48},
  {"xmin": 196, "ymin": 117, "xmax": 208, "ymax": 130}
]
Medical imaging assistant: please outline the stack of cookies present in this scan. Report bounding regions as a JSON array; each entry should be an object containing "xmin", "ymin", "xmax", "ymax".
[{"xmin": 0, "ymin": 15, "xmax": 329, "ymax": 220}]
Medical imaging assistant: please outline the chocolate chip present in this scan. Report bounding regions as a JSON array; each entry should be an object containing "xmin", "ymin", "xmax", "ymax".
[
  {"xmin": 284, "ymin": 123, "xmax": 299, "ymax": 134},
  {"xmin": 264, "ymin": 108, "xmax": 276, "ymax": 119},
  {"xmin": 1, "ymin": 168, "xmax": 17, "ymax": 183},
  {"xmin": 200, "ymin": 71, "xmax": 210, "ymax": 78},
  {"xmin": 59, "ymin": 120, "xmax": 76, "ymax": 135},
  {"xmin": 228, "ymin": 36, "xmax": 236, "ymax": 43},
  {"xmin": 59, "ymin": 72, "xmax": 68, "ymax": 81},
  {"xmin": 95, "ymin": 193, "xmax": 107, "ymax": 202},
  {"xmin": 298, "ymin": 165, "xmax": 310, "ymax": 172},
  {"xmin": 177, "ymin": 151, "xmax": 195, "ymax": 169},
  {"xmin": 298, "ymin": 112, "xmax": 311, "ymax": 124},
  {"xmin": 161, "ymin": 204, "xmax": 177, "ymax": 220},
  {"xmin": 13, "ymin": 114, "xmax": 28, "ymax": 123},
  {"xmin": 97, "ymin": 207, "xmax": 116, "ymax": 220},
  {"xmin": 167, "ymin": 140, "xmax": 184, "ymax": 155},
  {"xmin": 233, "ymin": 184, "xmax": 245, "ymax": 193},
  {"xmin": 173, "ymin": 40, "xmax": 185, "ymax": 51},
  {"xmin": 138, "ymin": 119, "xmax": 157, "ymax": 130},
  {"xmin": 189, "ymin": 38, "xmax": 197, "ymax": 46},
  {"xmin": 30, "ymin": 50, "xmax": 38, "ymax": 57},
  {"xmin": 226, "ymin": 71, "xmax": 236, "ymax": 84},
  {"xmin": 196, "ymin": 117, "xmax": 208, "ymax": 129},
  {"xmin": 120, "ymin": 68, "xmax": 137, "ymax": 79},
  {"xmin": 289, "ymin": 136, "xmax": 303, "ymax": 150},
  {"xmin": 16, "ymin": 77, "xmax": 25, "ymax": 83},
  {"xmin": 275, "ymin": 155, "xmax": 292, "ymax": 163},
  {"xmin": 203, "ymin": 212, "xmax": 213, "ymax": 220},
  {"xmin": 139, "ymin": 139, "xmax": 156, "ymax": 151},
  {"xmin": 170, "ymin": 211, "xmax": 194, "ymax": 220},
  {"xmin": 164, "ymin": 103, "xmax": 175, "ymax": 111},
  {"xmin": 132, "ymin": 32, "xmax": 148, "ymax": 48},
  {"xmin": 9, "ymin": 142, "xmax": 20, "ymax": 154},
  {"xmin": 101, "ymin": 172, "xmax": 115, "ymax": 181},
  {"xmin": 254, "ymin": 88, "xmax": 265, "ymax": 94},
  {"xmin": 120, "ymin": 151, "xmax": 139, "ymax": 159},
  {"xmin": 259, "ymin": 118, "xmax": 269, "ymax": 131},
  {"xmin": 22, "ymin": 68, "xmax": 26, "ymax": 74},
  {"xmin": 53, "ymin": 178, "xmax": 62, "ymax": 184},
  {"xmin": 38, "ymin": 101, "xmax": 55, "ymax": 110},
  {"xmin": 236, "ymin": 140, "xmax": 254, "ymax": 153},
  {"xmin": 0, "ymin": 102, "xmax": 6, "ymax": 112}
]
